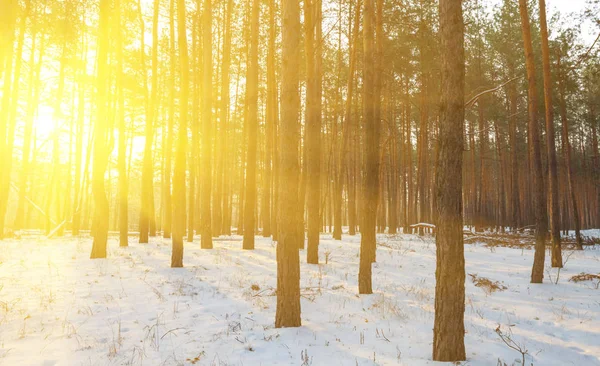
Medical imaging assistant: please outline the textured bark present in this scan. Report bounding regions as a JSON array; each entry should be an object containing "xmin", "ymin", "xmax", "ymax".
[
  {"xmin": 343, "ymin": 0, "xmax": 361, "ymax": 238},
  {"xmin": 539, "ymin": 0, "xmax": 562, "ymax": 267},
  {"xmin": 188, "ymin": 8, "xmax": 199, "ymax": 244},
  {"xmin": 432, "ymin": 0, "xmax": 466, "ymax": 361},
  {"xmin": 171, "ymin": 0, "xmax": 190, "ymax": 268},
  {"xmin": 90, "ymin": 0, "xmax": 111, "ymax": 259},
  {"xmin": 163, "ymin": 0, "xmax": 176, "ymax": 240},
  {"xmin": 519, "ymin": 0, "xmax": 547, "ymax": 284},
  {"xmin": 243, "ymin": 0, "xmax": 259, "ymax": 250},
  {"xmin": 508, "ymin": 61, "xmax": 521, "ymax": 232},
  {"xmin": 262, "ymin": 0, "xmax": 277, "ymax": 238},
  {"xmin": 404, "ymin": 79, "xmax": 413, "ymax": 232},
  {"xmin": 358, "ymin": 0, "xmax": 378, "ymax": 294},
  {"xmin": 117, "ymin": 0, "xmax": 128, "ymax": 247},
  {"xmin": 275, "ymin": 0, "xmax": 302, "ymax": 328},
  {"xmin": 417, "ymin": 11, "xmax": 429, "ymax": 233},
  {"xmin": 306, "ymin": 0, "xmax": 322, "ymax": 264},
  {"xmin": 140, "ymin": 0, "xmax": 159, "ymax": 244},
  {"xmin": 557, "ymin": 52, "xmax": 583, "ymax": 250},
  {"xmin": 201, "ymin": 0, "xmax": 214, "ymax": 249},
  {"xmin": 216, "ymin": 0, "xmax": 233, "ymax": 236},
  {"xmin": 476, "ymin": 101, "xmax": 486, "ymax": 230},
  {"xmin": 332, "ymin": 0, "xmax": 345, "ymax": 241}
]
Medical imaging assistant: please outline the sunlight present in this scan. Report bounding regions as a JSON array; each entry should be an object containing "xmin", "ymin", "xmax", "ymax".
[
  {"xmin": 1, "ymin": 0, "xmax": 600, "ymax": 363},
  {"xmin": 33, "ymin": 106, "xmax": 58, "ymax": 137}
]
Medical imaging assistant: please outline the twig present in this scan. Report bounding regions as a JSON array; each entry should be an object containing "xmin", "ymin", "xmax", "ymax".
[{"xmin": 465, "ymin": 76, "xmax": 522, "ymax": 108}]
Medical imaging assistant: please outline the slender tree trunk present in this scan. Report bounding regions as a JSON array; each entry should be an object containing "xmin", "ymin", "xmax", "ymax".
[
  {"xmin": 306, "ymin": 0, "xmax": 322, "ymax": 264},
  {"xmin": 215, "ymin": 0, "xmax": 233, "ymax": 236},
  {"xmin": 343, "ymin": 0, "xmax": 361, "ymax": 237},
  {"xmin": 432, "ymin": 0, "xmax": 466, "ymax": 361},
  {"xmin": 116, "ymin": 0, "xmax": 129, "ymax": 247},
  {"xmin": 164, "ymin": 0, "xmax": 176, "ymax": 240},
  {"xmin": 263, "ymin": 0, "xmax": 277, "ymax": 238},
  {"xmin": 188, "ymin": 5, "xmax": 200, "ymax": 243},
  {"xmin": 171, "ymin": 0, "xmax": 190, "ymax": 267},
  {"xmin": 358, "ymin": 0, "xmax": 378, "ymax": 294},
  {"xmin": 201, "ymin": 0, "xmax": 214, "ymax": 249},
  {"xmin": 72, "ymin": 33, "xmax": 85, "ymax": 236},
  {"xmin": 417, "ymin": 12, "xmax": 429, "ymax": 233},
  {"xmin": 14, "ymin": 30, "xmax": 39, "ymax": 231},
  {"xmin": 508, "ymin": 61, "xmax": 521, "ymax": 232},
  {"xmin": 243, "ymin": 0, "xmax": 259, "ymax": 250},
  {"xmin": 140, "ymin": 0, "xmax": 160, "ymax": 244},
  {"xmin": 90, "ymin": 0, "xmax": 112, "ymax": 259},
  {"xmin": 0, "ymin": 0, "xmax": 27, "ymax": 238},
  {"xmin": 539, "ymin": 0, "xmax": 562, "ymax": 267},
  {"xmin": 557, "ymin": 52, "xmax": 583, "ymax": 250},
  {"xmin": 275, "ymin": 0, "xmax": 302, "ymax": 328},
  {"xmin": 519, "ymin": 0, "xmax": 547, "ymax": 283}
]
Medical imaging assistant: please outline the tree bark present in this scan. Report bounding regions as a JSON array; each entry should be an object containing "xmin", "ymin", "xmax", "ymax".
[
  {"xmin": 358, "ymin": 0, "xmax": 378, "ymax": 294},
  {"xmin": 519, "ymin": 0, "xmax": 547, "ymax": 283},
  {"xmin": 432, "ymin": 0, "xmax": 466, "ymax": 361},
  {"xmin": 90, "ymin": 0, "xmax": 112, "ymax": 259},
  {"xmin": 557, "ymin": 52, "xmax": 583, "ymax": 250},
  {"xmin": 275, "ymin": 0, "xmax": 302, "ymax": 328},
  {"xmin": 140, "ymin": 0, "xmax": 160, "ymax": 244},
  {"xmin": 539, "ymin": 0, "xmax": 562, "ymax": 267},
  {"xmin": 306, "ymin": 0, "xmax": 322, "ymax": 264},
  {"xmin": 171, "ymin": 0, "xmax": 190, "ymax": 267},
  {"xmin": 201, "ymin": 0, "xmax": 214, "ymax": 249},
  {"xmin": 243, "ymin": 0, "xmax": 259, "ymax": 250}
]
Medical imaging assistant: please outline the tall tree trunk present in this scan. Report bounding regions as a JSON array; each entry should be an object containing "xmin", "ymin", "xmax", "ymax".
[
  {"xmin": 263, "ymin": 0, "xmax": 277, "ymax": 238},
  {"xmin": 519, "ymin": 0, "xmax": 547, "ymax": 284},
  {"xmin": 171, "ymin": 0, "xmax": 190, "ymax": 267},
  {"xmin": 90, "ymin": 0, "xmax": 112, "ymax": 259},
  {"xmin": 306, "ymin": 0, "xmax": 322, "ymax": 264},
  {"xmin": 0, "ymin": 0, "xmax": 27, "ymax": 238},
  {"xmin": 417, "ymin": 11, "xmax": 429, "ymax": 233},
  {"xmin": 216, "ymin": 0, "xmax": 233, "ymax": 236},
  {"xmin": 508, "ymin": 61, "xmax": 521, "ymax": 232},
  {"xmin": 201, "ymin": 0, "xmax": 214, "ymax": 249},
  {"xmin": 140, "ymin": 0, "xmax": 160, "ymax": 244},
  {"xmin": 72, "ymin": 33, "xmax": 85, "ymax": 236},
  {"xmin": 243, "ymin": 0, "xmax": 259, "ymax": 250},
  {"xmin": 476, "ymin": 101, "xmax": 486, "ymax": 230},
  {"xmin": 14, "ymin": 30, "xmax": 39, "ymax": 231},
  {"xmin": 358, "ymin": 0, "xmax": 378, "ymax": 294},
  {"xmin": 164, "ymin": 0, "xmax": 176, "ymax": 239},
  {"xmin": 539, "ymin": 0, "xmax": 562, "ymax": 267},
  {"xmin": 117, "ymin": 0, "xmax": 129, "ymax": 247},
  {"xmin": 432, "ymin": 0, "xmax": 466, "ymax": 360},
  {"xmin": 557, "ymin": 52, "xmax": 583, "ymax": 250},
  {"xmin": 275, "ymin": 0, "xmax": 302, "ymax": 329},
  {"xmin": 342, "ymin": 0, "xmax": 361, "ymax": 237},
  {"xmin": 188, "ymin": 3, "xmax": 200, "ymax": 243}
]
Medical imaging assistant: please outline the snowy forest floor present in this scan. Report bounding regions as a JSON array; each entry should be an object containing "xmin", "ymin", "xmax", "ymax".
[{"xmin": 1, "ymin": 231, "xmax": 599, "ymax": 366}]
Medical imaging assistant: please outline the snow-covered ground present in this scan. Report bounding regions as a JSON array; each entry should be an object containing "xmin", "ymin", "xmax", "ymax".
[{"xmin": 0, "ymin": 231, "xmax": 599, "ymax": 366}]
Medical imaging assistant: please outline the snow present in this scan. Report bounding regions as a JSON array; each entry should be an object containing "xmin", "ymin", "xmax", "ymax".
[{"xmin": 0, "ymin": 232, "xmax": 599, "ymax": 365}]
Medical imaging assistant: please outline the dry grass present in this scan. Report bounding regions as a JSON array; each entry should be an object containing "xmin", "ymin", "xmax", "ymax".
[
  {"xmin": 469, "ymin": 273, "xmax": 507, "ymax": 295},
  {"xmin": 569, "ymin": 273, "xmax": 600, "ymax": 289}
]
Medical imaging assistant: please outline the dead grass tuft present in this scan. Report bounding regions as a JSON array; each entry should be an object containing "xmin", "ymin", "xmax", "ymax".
[
  {"xmin": 469, "ymin": 273, "xmax": 507, "ymax": 295},
  {"xmin": 569, "ymin": 273, "xmax": 600, "ymax": 289}
]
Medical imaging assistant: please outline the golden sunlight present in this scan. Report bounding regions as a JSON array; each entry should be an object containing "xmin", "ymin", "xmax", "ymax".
[
  {"xmin": 0, "ymin": 0, "xmax": 599, "ymax": 365},
  {"xmin": 33, "ymin": 106, "xmax": 58, "ymax": 136}
]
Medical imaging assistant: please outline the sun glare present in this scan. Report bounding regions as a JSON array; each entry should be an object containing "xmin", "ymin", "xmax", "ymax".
[{"xmin": 33, "ymin": 106, "xmax": 58, "ymax": 137}]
